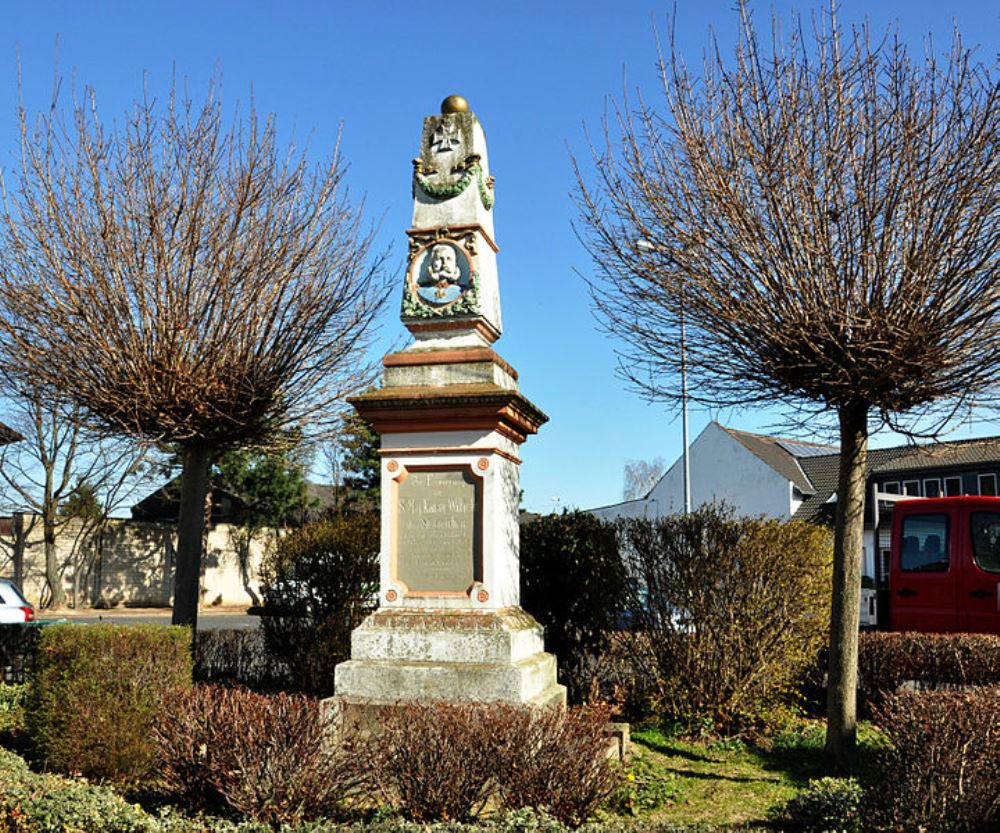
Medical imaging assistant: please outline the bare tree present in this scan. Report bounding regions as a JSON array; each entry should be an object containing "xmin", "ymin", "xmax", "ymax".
[
  {"xmin": 576, "ymin": 5, "xmax": 999, "ymax": 769},
  {"xmin": 0, "ymin": 394, "xmax": 150, "ymax": 608},
  {"xmin": 623, "ymin": 457, "xmax": 667, "ymax": 500},
  {"xmin": 0, "ymin": 78, "xmax": 389, "ymax": 630}
]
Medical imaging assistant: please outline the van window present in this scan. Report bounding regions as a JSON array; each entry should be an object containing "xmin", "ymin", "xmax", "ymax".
[
  {"xmin": 970, "ymin": 512, "xmax": 1000, "ymax": 574},
  {"xmin": 900, "ymin": 514, "xmax": 949, "ymax": 572}
]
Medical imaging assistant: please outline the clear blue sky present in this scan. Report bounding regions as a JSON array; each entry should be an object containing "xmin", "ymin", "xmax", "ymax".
[{"xmin": 2, "ymin": 1, "xmax": 997, "ymax": 514}]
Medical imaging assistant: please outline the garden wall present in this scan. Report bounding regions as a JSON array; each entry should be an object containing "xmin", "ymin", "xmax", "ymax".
[{"xmin": 0, "ymin": 514, "xmax": 267, "ymax": 608}]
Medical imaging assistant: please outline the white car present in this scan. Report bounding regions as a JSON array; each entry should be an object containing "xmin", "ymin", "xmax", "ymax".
[{"xmin": 0, "ymin": 579, "xmax": 34, "ymax": 623}]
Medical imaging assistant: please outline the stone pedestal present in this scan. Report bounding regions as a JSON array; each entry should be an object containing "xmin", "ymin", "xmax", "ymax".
[{"xmin": 329, "ymin": 96, "xmax": 564, "ymax": 717}]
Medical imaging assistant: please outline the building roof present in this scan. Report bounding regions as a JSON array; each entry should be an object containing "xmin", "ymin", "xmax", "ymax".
[
  {"xmin": 719, "ymin": 424, "xmax": 836, "ymax": 495},
  {"xmin": 791, "ymin": 453, "xmax": 840, "ymax": 522},
  {"xmin": 870, "ymin": 436, "xmax": 1000, "ymax": 474},
  {"xmin": 787, "ymin": 436, "xmax": 1000, "ymax": 522}
]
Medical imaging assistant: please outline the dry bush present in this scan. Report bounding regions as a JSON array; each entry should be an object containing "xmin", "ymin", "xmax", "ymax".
[
  {"xmin": 356, "ymin": 701, "xmax": 619, "ymax": 825},
  {"xmin": 193, "ymin": 627, "xmax": 290, "ymax": 693},
  {"xmin": 355, "ymin": 701, "xmax": 496, "ymax": 822},
  {"xmin": 155, "ymin": 684, "xmax": 360, "ymax": 826},
  {"xmin": 616, "ymin": 507, "xmax": 832, "ymax": 733},
  {"xmin": 859, "ymin": 632, "xmax": 1000, "ymax": 709},
  {"xmin": 492, "ymin": 703, "xmax": 620, "ymax": 826},
  {"xmin": 865, "ymin": 687, "xmax": 1000, "ymax": 832}
]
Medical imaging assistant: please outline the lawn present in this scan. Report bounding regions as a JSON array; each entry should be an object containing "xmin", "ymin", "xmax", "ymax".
[{"xmin": 606, "ymin": 721, "xmax": 860, "ymax": 828}]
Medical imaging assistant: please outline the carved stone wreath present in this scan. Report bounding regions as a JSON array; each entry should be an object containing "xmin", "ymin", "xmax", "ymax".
[{"xmin": 412, "ymin": 155, "xmax": 495, "ymax": 211}]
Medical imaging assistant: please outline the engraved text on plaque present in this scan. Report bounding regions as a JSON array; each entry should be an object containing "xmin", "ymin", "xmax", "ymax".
[{"xmin": 395, "ymin": 468, "xmax": 482, "ymax": 594}]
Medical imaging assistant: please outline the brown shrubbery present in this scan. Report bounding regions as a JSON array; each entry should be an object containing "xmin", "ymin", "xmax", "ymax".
[
  {"xmin": 491, "ymin": 703, "xmax": 620, "ymax": 826},
  {"xmin": 356, "ymin": 701, "xmax": 620, "ymax": 825},
  {"xmin": 615, "ymin": 507, "xmax": 832, "ymax": 733},
  {"xmin": 154, "ymin": 684, "xmax": 361, "ymax": 826},
  {"xmin": 858, "ymin": 632, "xmax": 1000, "ymax": 708},
  {"xmin": 864, "ymin": 687, "xmax": 1000, "ymax": 832}
]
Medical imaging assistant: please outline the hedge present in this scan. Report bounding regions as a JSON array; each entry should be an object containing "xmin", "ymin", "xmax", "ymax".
[
  {"xmin": 858, "ymin": 631, "xmax": 1000, "ymax": 707},
  {"xmin": 26, "ymin": 623, "xmax": 192, "ymax": 784}
]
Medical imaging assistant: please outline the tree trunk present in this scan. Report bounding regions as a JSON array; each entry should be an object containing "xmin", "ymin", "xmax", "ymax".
[
  {"xmin": 825, "ymin": 401, "xmax": 869, "ymax": 772},
  {"xmin": 11, "ymin": 512, "xmax": 25, "ymax": 589},
  {"xmin": 42, "ymin": 505, "xmax": 65, "ymax": 609},
  {"xmin": 172, "ymin": 445, "xmax": 211, "ymax": 629}
]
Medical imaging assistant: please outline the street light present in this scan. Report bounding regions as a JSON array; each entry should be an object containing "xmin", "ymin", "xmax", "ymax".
[{"xmin": 636, "ymin": 239, "xmax": 691, "ymax": 514}]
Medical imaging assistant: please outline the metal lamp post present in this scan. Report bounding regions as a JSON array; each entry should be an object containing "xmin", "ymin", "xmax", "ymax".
[{"xmin": 637, "ymin": 239, "xmax": 691, "ymax": 514}]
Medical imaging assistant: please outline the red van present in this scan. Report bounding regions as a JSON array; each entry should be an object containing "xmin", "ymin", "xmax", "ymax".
[{"xmin": 890, "ymin": 496, "xmax": 1000, "ymax": 634}]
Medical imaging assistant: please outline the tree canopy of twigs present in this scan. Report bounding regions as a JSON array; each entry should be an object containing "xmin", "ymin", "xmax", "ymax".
[
  {"xmin": 0, "ymin": 78, "xmax": 390, "ymax": 629},
  {"xmin": 576, "ymin": 4, "xmax": 998, "ymax": 771}
]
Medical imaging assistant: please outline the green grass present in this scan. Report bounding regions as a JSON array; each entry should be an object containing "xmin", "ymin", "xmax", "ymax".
[{"xmin": 603, "ymin": 720, "xmax": 875, "ymax": 827}]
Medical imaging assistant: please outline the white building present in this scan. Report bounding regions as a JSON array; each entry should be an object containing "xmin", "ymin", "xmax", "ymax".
[
  {"xmin": 589, "ymin": 421, "xmax": 1000, "ymax": 586},
  {"xmin": 589, "ymin": 421, "xmax": 837, "ymax": 522}
]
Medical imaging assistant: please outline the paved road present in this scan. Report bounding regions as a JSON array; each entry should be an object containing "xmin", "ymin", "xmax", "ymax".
[{"xmin": 44, "ymin": 607, "xmax": 261, "ymax": 630}]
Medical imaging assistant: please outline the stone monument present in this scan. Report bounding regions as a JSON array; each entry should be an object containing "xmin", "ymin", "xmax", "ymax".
[{"xmin": 332, "ymin": 96, "xmax": 565, "ymax": 715}]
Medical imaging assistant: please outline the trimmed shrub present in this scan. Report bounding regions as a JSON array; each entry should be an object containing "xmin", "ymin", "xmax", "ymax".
[
  {"xmin": 26, "ymin": 623, "xmax": 192, "ymax": 785},
  {"xmin": 858, "ymin": 631, "xmax": 1000, "ymax": 708},
  {"xmin": 777, "ymin": 777, "xmax": 862, "ymax": 833},
  {"xmin": 492, "ymin": 703, "xmax": 620, "ymax": 826},
  {"xmin": 193, "ymin": 628, "xmax": 289, "ymax": 692},
  {"xmin": 864, "ymin": 687, "xmax": 1000, "ymax": 832},
  {"xmin": 259, "ymin": 512, "xmax": 379, "ymax": 696},
  {"xmin": 520, "ymin": 512, "xmax": 629, "ymax": 704},
  {"xmin": 0, "ymin": 747, "xmax": 152, "ymax": 833},
  {"xmin": 154, "ymin": 684, "xmax": 360, "ymax": 826},
  {"xmin": 356, "ymin": 701, "xmax": 620, "ymax": 825},
  {"xmin": 357, "ymin": 701, "xmax": 496, "ymax": 822},
  {"xmin": 615, "ymin": 508, "xmax": 832, "ymax": 734}
]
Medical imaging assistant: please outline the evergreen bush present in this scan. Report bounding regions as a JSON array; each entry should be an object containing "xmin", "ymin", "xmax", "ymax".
[
  {"xmin": 26, "ymin": 623, "xmax": 191, "ymax": 785},
  {"xmin": 259, "ymin": 512, "xmax": 379, "ymax": 696},
  {"xmin": 0, "ymin": 747, "xmax": 153, "ymax": 832},
  {"xmin": 778, "ymin": 777, "xmax": 863, "ymax": 833},
  {"xmin": 520, "ymin": 511, "xmax": 629, "ymax": 703}
]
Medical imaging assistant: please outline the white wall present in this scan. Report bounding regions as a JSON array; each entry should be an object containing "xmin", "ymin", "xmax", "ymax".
[
  {"xmin": 591, "ymin": 423, "xmax": 794, "ymax": 521},
  {"xmin": 0, "ymin": 515, "xmax": 267, "ymax": 608}
]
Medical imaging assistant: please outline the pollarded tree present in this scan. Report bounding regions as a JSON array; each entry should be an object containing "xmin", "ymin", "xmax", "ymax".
[
  {"xmin": 576, "ymin": 5, "xmax": 999, "ymax": 769},
  {"xmin": 0, "ymin": 79, "xmax": 389, "ymax": 630}
]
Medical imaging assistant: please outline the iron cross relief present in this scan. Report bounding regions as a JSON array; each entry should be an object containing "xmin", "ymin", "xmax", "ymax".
[{"xmin": 431, "ymin": 122, "xmax": 461, "ymax": 154}]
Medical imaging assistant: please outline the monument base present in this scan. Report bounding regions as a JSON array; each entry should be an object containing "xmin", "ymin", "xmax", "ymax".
[{"xmin": 327, "ymin": 607, "xmax": 566, "ymax": 730}]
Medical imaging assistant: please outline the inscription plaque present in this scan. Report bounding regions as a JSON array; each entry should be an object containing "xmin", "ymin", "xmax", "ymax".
[{"xmin": 395, "ymin": 468, "xmax": 481, "ymax": 594}]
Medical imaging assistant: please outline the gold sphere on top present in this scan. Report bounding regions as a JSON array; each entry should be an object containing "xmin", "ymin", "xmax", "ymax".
[{"xmin": 441, "ymin": 95, "xmax": 469, "ymax": 114}]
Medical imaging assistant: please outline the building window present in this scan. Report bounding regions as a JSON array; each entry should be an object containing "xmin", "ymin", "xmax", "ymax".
[
  {"xmin": 903, "ymin": 480, "xmax": 921, "ymax": 497},
  {"xmin": 883, "ymin": 481, "xmax": 900, "ymax": 495},
  {"xmin": 923, "ymin": 479, "xmax": 941, "ymax": 498},
  {"xmin": 979, "ymin": 474, "xmax": 997, "ymax": 497},
  {"xmin": 900, "ymin": 513, "xmax": 949, "ymax": 572},
  {"xmin": 944, "ymin": 476, "xmax": 962, "ymax": 497}
]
